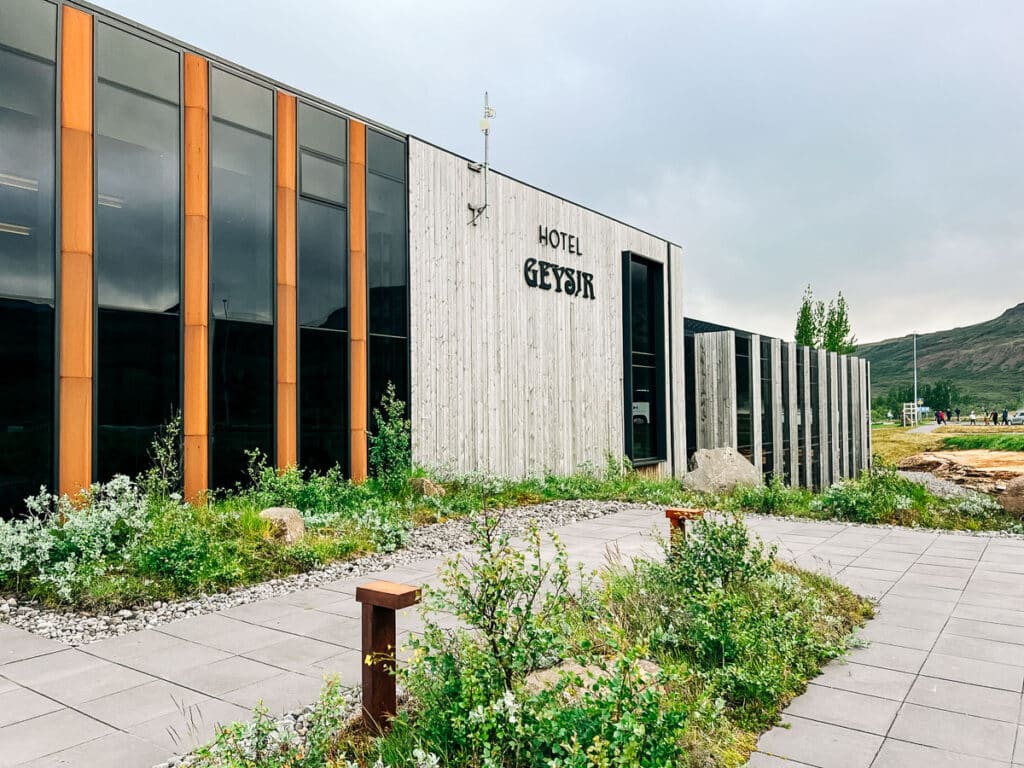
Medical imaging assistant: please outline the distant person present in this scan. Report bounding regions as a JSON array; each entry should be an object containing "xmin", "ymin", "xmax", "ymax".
[
  {"xmin": 1004, "ymin": 409, "xmax": 1010, "ymax": 426},
  {"xmin": 984, "ymin": 413, "xmax": 990, "ymax": 425},
  {"xmin": 992, "ymin": 410, "xmax": 1000, "ymax": 427},
  {"xmin": 955, "ymin": 408, "xmax": 961, "ymax": 422},
  {"xmin": 936, "ymin": 410, "xmax": 943, "ymax": 425},
  {"xmin": 969, "ymin": 411, "xmax": 977, "ymax": 425}
]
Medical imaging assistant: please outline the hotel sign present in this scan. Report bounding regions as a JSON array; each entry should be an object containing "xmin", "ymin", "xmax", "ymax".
[{"xmin": 524, "ymin": 225, "xmax": 596, "ymax": 299}]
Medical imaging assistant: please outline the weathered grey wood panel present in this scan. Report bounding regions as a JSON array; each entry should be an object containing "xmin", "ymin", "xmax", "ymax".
[
  {"xmin": 771, "ymin": 338, "xmax": 784, "ymax": 478},
  {"xmin": 668, "ymin": 244, "xmax": 687, "ymax": 477},
  {"xmin": 816, "ymin": 349, "xmax": 830, "ymax": 488},
  {"xmin": 750, "ymin": 334, "xmax": 762, "ymax": 475},
  {"xmin": 839, "ymin": 355, "xmax": 850, "ymax": 479},
  {"xmin": 801, "ymin": 346, "xmax": 812, "ymax": 488},
  {"xmin": 863, "ymin": 360, "xmax": 872, "ymax": 467},
  {"xmin": 786, "ymin": 342, "xmax": 799, "ymax": 486},
  {"xmin": 828, "ymin": 352, "xmax": 841, "ymax": 484},
  {"xmin": 408, "ymin": 139, "xmax": 681, "ymax": 478},
  {"xmin": 694, "ymin": 331, "xmax": 737, "ymax": 451},
  {"xmin": 851, "ymin": 357, "xmax": 862, "ymax": 476}
]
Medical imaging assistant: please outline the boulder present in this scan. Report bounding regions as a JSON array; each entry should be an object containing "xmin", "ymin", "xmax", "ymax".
[
  {"xmin": 259, "ymin": 507, "xmax": 306, "ymax": 544},
  {"xmin": 409, "ymin": 477, "xmax": 446, "ymax": 497},
  {"xmin": 524, "ymin": 659, "xmax": 661, "ymax": 701},
  {"xmin": 682, "ymin": 448, "xmax": 762, "ymax": 494},
  {"xmin": 999, "ymin": 476, "xmax": 1024, "ymax": 517}
]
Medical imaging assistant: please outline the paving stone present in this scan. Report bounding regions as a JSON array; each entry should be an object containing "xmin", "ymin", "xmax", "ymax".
[
  {"xmin": 1016, "ymin": 725, "xmax": 1024, "ymax": 763},
  {"xmin": 933, "ymin": 634, "xmax": 1024, "ymax": 667},
  {"xmin": 872, "ymin": 738, "xmax": 1011, "ymax": 768},
  {"xmin": 859, "ymin": 620, "xmax": 940, "ymax": 650},
  {"xmin": 754, "ymin": 714, "xmax": 882, "ymax": 768},
  {"xmin": 837, "ymin": 576, "xmax": 893, "ymax": 599},
  {"xmin": 13, "ymin": 731, "xmax": 167, "ymax": 768},
  {"xmin": 845, "ymin": 641, "xmax": 927, "ymax": 674},
  {"xmin": 920, "ymin": 652, "xmax": 1024, "ymax": 691},
  {"xmin": 0, "ymin": 687, "xmax": 63, "ymax": 728},
  {"xmin": 126, "ymin": 697, "xmax": 251, "ymax": 755},
  {"xmin": 954, "ymin": 603, "xmax": 1024, "ymax": 628},
  {"xmin": 0, "ymin": 708, "xmax": 114, "ymax": 768},
  {"xmin": 813, "ymin": 660, "xmax": 916, "ymax": 701},
  {"xmin": 888, "ymin": 702, "xmax": 1016, "ymax": 762},
  {"xmin": 306, "ymin": 647, "xmax": 363, "ymax": 687},
  {"xmin": 781, "ymin": 684, "xmax": 899, "ymax": 734},
  {"xmin": 960, "ymin": 590, "xmax": 1024, "ymax": 613},
  {"xmin": 78, "ymin": 679, "xmax": 208, "ymax": 729},
  {"xmin": 886, "ymin": 582, "xmax": 963, "ymax": 603},
  {"xmin": 898, "ymin": 571, "xmax": 970, "ymax": 590},
  {"xmin": 905, "ymin": 675, "xmax": 1021, "ymax": 722},
  {"xmin": 218, "ymin": 597, "xmax": 305, "ymax": 623},
  {"xmin": 170, "ymin": 656, "xmax": 284, "ymax": 696},
  {"xmin": 243, "ymin": 636, "xmax": 347, "ymax": 673},
  {"xmin": 260, "ymin": 609, "xmax": 362, "ymax": 649},
  {"xmin": 744, "ymin": 753, "xmax": 816, "ymax": 767},
  {"xmin": 157, "ymin": 614, "xmax": 293, "ymax": 654},
  {"xmin": 221, "ymin": 671, "xmax": 325, "ymax": 715},
  {"xmin": 944, "ymin": 617, "xmax": 1024, "ymax": 646},
  {"xmin": 0, "ymin": 625, "xmax": 65, "ymax": 666},
  {"xmin": 908, "ymin": 562, "xmax": 975, "ymax": 578}
]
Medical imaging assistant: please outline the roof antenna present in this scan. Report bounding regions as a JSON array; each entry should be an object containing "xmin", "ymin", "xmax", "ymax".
[{"xmin": 468, "ymin": 92, "xmax": 494, "ymax": 226}]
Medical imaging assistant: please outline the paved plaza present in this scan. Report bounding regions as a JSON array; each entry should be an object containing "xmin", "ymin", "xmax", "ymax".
[{"xmin": 3, "ymin": 509, "xmax": 1024, "ymax": 767}]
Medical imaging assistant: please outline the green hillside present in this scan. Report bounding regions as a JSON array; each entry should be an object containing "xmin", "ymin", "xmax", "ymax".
[{"xmin": 858, "ymin": 302, "xmax": 1024, "ymax": 411}]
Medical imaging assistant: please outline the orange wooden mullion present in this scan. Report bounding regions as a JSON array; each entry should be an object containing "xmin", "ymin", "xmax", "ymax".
[
  {"xmin": 59, "ymin": 7, "xmax": 94, "ymax": 498},
  {"xmin": 276, "ymin": 93, "xmax": 298, "ymax": 469},
  {"xmin": 183, "ymin": 53, "xmax": 209, "ymax": 501},
  {"xmin": 349, "ymin": 121, "xmax": 368, "ymax": 482}
]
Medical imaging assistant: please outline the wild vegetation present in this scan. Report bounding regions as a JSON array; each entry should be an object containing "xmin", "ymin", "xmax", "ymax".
[
  {"xmin": 188, "ymin": 514, "xmax": 871, "ymax": 768},
  {"xmin": 794, "ymin": 285, "xmax": 857, "ymax": 353},
  {"xmin": 871, "ymin": 424, "xmax": 1024, "ymax": 463}
]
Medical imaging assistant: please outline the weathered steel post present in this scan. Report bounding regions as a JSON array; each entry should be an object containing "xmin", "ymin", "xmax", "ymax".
[
  {"xmin": 665, "ymin": 507, "xmax": 705, "ymax": 553},
  {"xmin": 355, "ymin": 580, "xmax": 421, "ymax": 729}
]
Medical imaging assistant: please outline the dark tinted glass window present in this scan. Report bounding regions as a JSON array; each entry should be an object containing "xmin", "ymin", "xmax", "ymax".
[
  {"xmin": 298, "ymin": 198, "xmax": 347, "ymax": 330},
  {"xmin": 211, "ymin": 73, "xmax": 273, "ymax": 323},
  {"xmin": 626, "ymin": 255, "xmax": 663, "ymax": 463},
  {"xmin": 300, "ymin": 151, "xmax": 346, "ymax": 205},
  {"xmin": 0, "ymin": 0, "xmax": 56, "ymax": 516},
  {"xmin": 211, "ymin": 320, "xmax": 273, "ymax": 489},
  {"xmin": 367, "ymin": 173, "xmax": 407, "ymax": 335},
  {"xmin": 366, "ymin": 130, "xmax": 405, "ymax": 180},
  {"xmin": 0, "ymin": 300, "xmax": 53, "ymax": 518},
  {"xmin": 211, "ymin": 68, "xmax": 272, "ymax": 133},
  {"xmin": 298, "ymin": 103, "xmax": 345, "ymax": 159},
  {"xmin": 369, "ymin": 335, "xmax": 408, "ymax": 419},
  {"xmin": 300, "ymin": 328, "xmax": 347, "ymax": 472},
  {"xmin": 97, "ymin": 309, "xmax": 179, "ymax": 481},
  {"xmin": 760, "ymin": 338, "xmax": 773, "ymax": 475},
  {"xmin": 735, "ymin": 336, "xmax": 752, "ymax": 458},
  {"xmin": 96, "ymin": 33, "xmax": 180, "ymax": 313},
  {"xmin": 96, "ymin": 23, "xmax": 178, "ymax": 104},
  {"xmin": 630, "ymin": 261, "xmax": 652, "ymax": 354}
]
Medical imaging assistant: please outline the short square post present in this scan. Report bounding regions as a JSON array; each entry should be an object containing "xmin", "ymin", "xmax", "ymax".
[
  {"xmin": 356, "ymin": 580, "xmax": 421, "ymax": 730},
  {"xmin": 665, "ymin": 507, "xmax": 705, "ymax": 553}
]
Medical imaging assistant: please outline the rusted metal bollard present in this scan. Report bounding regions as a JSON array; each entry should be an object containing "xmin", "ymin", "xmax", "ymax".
[
  {"xmin": 355, "ymin": 580, "xmax": 421, "ymax": 729},
  {"xmin": 665, "ymin": 507, "xmax": 705, "ymax": 552}
]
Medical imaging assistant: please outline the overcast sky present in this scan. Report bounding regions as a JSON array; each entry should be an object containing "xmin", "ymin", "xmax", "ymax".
[{"xmin": 103, "ymin": 0, "xmax": 1024, "ymax": 343}]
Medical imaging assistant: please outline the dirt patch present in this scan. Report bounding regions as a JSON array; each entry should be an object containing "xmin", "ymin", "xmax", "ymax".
[{"xmin": 899, "ymin": 450, "xmax": 1024, "ymax": 495}]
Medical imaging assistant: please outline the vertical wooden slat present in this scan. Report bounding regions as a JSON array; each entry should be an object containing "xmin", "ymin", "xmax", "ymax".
[
  {"xmin": 59, "ymin": 7, "xmax": 93, "ymax": 498},
  {"xmin": 750, "ymin": 335, "xmax": 762, "ymax": 475},
  {"xmin": 829, "ymin": 352, "xmax": 840, "ymax": 484},
  {"xmin": 276, "ymin": 93, "xmax": 297, "ymax": 469},
  {"xmin": 349, "ymin": 120, "xmax": 368, "ymax": 482},
  {"xmin": 771, "ymin": 337, "xmax": 784, "ymax": 478},
  {"xmin": 183, "ymin": 53, "xmax": 209, "ymax": 501},
  {"xmin": 801, "ymin": 346, "xmax": 812, "ymax": 488},
  {"xmin": 785, "ymin": 342, "xmax": 799, "ymax": 486},
  {"xmin": 816, "ymin": 348, "xmax": 829, "ymax": 489}
]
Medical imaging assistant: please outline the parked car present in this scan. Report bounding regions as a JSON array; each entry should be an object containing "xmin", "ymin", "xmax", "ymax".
[{"xmin": 1010, "ymin": 411, "xmax": 1024, "ymax": 426}]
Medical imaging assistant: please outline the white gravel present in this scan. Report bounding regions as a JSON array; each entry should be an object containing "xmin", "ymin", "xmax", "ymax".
[
  {"xmin": 898, "ymin": 470, "xmax": 974, "ymax": 498},
  {"xmin": 0, "ymin": 499, "xmax": 660, "ymax": 647}
]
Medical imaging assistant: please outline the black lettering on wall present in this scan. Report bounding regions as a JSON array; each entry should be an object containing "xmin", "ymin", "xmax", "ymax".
[
  {"xmin": 524, "ymin": 257, "xmax": 538, "ymax": 287},
  {"xmin": 538, "ymin": 260, "xmax": 552, "ymax": 290}
]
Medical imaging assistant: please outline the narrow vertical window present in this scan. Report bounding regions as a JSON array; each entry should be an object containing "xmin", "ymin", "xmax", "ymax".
[
  {"xmin": 210, "ymin": 69, "xmax": 274, "ymax": 489},
  {"xmin": 734, "ymin": 336, "xmax": 752, "ymax": 459},
  {"xmin": 367, "ymin": 129, "xmax": 409, "ymax": 417},
  {"xmin": 760, "ymin": 337, "xmax": 773, "ymax": 477},
  {"xmin": 0, "ymin": 0, "xmax": 57, "ymax": 516},
  {"xmin": 622, "ymin": 253, "xmax": 665, "ymax": 464},
  {"xmin": 297, "ymin": 103, "xmax": 348, "ymax": 472},
  {"xmin": 95, "ymin": 23, "xmax": 181, "ymax": 481}
]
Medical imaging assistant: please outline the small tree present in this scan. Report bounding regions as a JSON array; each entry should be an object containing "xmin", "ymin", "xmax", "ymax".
[
  {"xmin": 794, "ymin": 285, "xmax": 818, "ymax": 347},
  {"xmin": 822, "ymin": 291, "xmax": 858, "ymax": 354},
  {"xmin": 368, "ymin": 382, "xmax": 411, "ymax": 496}
]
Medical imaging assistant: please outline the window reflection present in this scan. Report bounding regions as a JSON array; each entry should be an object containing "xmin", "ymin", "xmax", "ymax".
[
  {"xmin": 628, "ymin": 256, "xmax": 663, "ymax": 462},
  {"xmin": 300, "ymin": 328, "xmax": 347, "ymax": 473},
  {"xmin": 0, "ymin": 0, "xmax": 56, "ymax": 516},
  {"xmin": 298, "ymin": 198, "xmax": 347, "ymax": 329}
]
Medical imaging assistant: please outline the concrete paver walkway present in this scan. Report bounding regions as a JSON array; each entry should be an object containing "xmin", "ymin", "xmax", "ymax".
[{"xmin": 3, "ymin": 509, "xmax": 1024, "ymax": 767}]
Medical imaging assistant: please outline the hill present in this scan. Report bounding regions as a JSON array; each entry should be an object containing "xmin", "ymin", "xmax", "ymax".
[{"xmin": 858, "ymin": 302, "xmax": 1024, "ymax": 411}]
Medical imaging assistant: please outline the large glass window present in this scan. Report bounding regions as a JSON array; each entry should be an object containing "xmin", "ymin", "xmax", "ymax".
[
  {"xmin": 760, "ymin": 337, "xmax": 773, "ymax": 477},
  {"xmin": 0, "ymin": 0, "xmax": 56, "ymax": 517},
  {"xmin": 735, "ymin": 336, "xmax": 752, "ymax": 459},
  {"xmin": 95, "ymin": 23, "xmax": 181, "ymax": 482},
  {"xmin": 367, "ymin": 129, "xmax": 409, "ymax": 420},
  {"xmin": 624, "ymin": 254, "xmax": 664, "ymax": 463},
  {"xmin": 298, "ymin": 104, "xmax": 348, "ymax": 473},
  {"xmin": 211, "ymin": 69, "xmax": 274, "ymax": 488}
]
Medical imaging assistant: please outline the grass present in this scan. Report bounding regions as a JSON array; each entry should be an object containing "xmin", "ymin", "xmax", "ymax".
[
  {"xmin": 189, "ymin": 515, "xmax": 872, "ymax": 768},
  {"xmin": 942, "ymin": 434, "xmax": 1024, "ymax": 451},
  {"xmin": 871, "ymin": 424, "xmax": 1024, "ymax": 462}
]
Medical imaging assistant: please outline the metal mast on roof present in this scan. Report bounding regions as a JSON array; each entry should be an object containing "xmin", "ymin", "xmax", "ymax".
[{"xmin": 469, "ymin": 92, "xmax": 494, "ymax": 226}]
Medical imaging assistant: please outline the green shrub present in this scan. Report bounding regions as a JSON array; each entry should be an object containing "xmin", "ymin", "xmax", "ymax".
[
  {"xmin": 810, "ymin": 460, "xmax": 929, "ymax": 524},
  {"xmin": 369, "ymin": 382, "xmax": 411, "ymax": 496},
  {"xmin": 733, "ymin": 475, "xmax": 811, "ymax": 515}
]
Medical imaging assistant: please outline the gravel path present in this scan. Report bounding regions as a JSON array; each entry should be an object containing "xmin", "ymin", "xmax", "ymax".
[
  {"xmin": 0, "ymin": 499, "xmax": 659, "ymax": 647},
  {"xmin": 897, "ymin": 470, "xmax": 974, "ymax": 498}
]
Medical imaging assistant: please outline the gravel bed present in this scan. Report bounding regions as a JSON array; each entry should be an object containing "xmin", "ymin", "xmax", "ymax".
[
  {"xmin": 0, "ymin": 499, "xmax": 659, "ymax": 647},
  {"xmin": 898, "ymin": 470, "xmax": 974, "ymax": 498}
]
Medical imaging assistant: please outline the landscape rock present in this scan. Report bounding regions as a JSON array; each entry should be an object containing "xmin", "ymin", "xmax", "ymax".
[
  {"xmin": 259, "ymin": 507, "xmax": 306, "ymax": 544},
  {"xmin": 899, "ymin": 451, "xmax": 1023, "ymax": 495},
  {"xmin": 525, "ymin": 658, "xmax": 662, "ymax": 701},
  {"xmin": 999, "ymin": 476, "xmax": 1024, "ymax": 516},
  {"xmin": 409, "ymin": 477, "xmax": 446, "ymax": 497},
  {"xmin": 682, "ymin": 448, "xmax": 762, "ymax": 494}
]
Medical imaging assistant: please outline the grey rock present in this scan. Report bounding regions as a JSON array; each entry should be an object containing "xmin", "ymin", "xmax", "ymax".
[
  {"xmin": 682, "ymin": 448, "xmax": 762, "ymax": 494},
  {"xmin": 259, "ymin": 507, "xmax": 307, "ymax": 544},
  {"xmin": 999, "ymin": 475, "xmax": 1024, "ymax": 516},
  {"xmin": 410, "ymin": 477, "xmax": 447, "ymax": 497}
]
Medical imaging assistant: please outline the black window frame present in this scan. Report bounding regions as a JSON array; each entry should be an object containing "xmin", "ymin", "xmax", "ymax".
[{"xmin": 622, "ymin": 251, "xmax": 666, "ymax": 466}]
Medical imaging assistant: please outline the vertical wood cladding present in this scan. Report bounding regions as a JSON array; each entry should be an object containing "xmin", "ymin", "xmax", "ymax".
[
  {"xmin": 828, "ymin": 352, "xmax": 840, "ymax": 484},
  {"xmin": 750, "ymin": 334, "xmax": 762, "ymax": 471},
  {"xmin": 59, "ymin": 7, "xmax": 93, "ymax": 497},
  {"xmin": 785, "ymin": 342, "xmax": 799, "ymax": 486},
  {"xmin": 408, "ymin": 139, "xmax": 681, "ymax": 477},
  {"xmin": 349, "ymin": 121, "xmax": 368, "ymax": 481},
  {"xmin": 839, "ymin": 354, "xmax": 850, "ymax": 479},
  {"xmin": 693, "ymin": 332, "xmax": 737, "ymax": 453},
  {"xmin": 668, "ymin": 244, "xmax": 687, "ymax": 478},
  {"xmin": 816, "ymin": 348, "xmax": 829, "ymax": 488},
  {"xmin": 770, "ymin": 337, "xmax": 784, "ymax": 478},
  {"xmin": 183, "ymin": 53, "xmax": 209, "ymax": 500},
  {"xmin": 276, "ymin": 93, "xmax": 297, "ymax": 468},
  {"xmin": 801, "ymin": 346, "xmax": 812, "ymax": 487}
]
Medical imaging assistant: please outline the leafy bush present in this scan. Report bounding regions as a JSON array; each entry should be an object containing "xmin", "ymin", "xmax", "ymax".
[
  {"xmin": 810, "ymin": 460, "xmax": 927, "ymax": 524},
  {"xmin": 733, "ymin": 475, "xmax": 811, "ymax": 515},
  {"xmin": 369, "ymin": 382, "xmax": 411, "ymax": 496}
]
